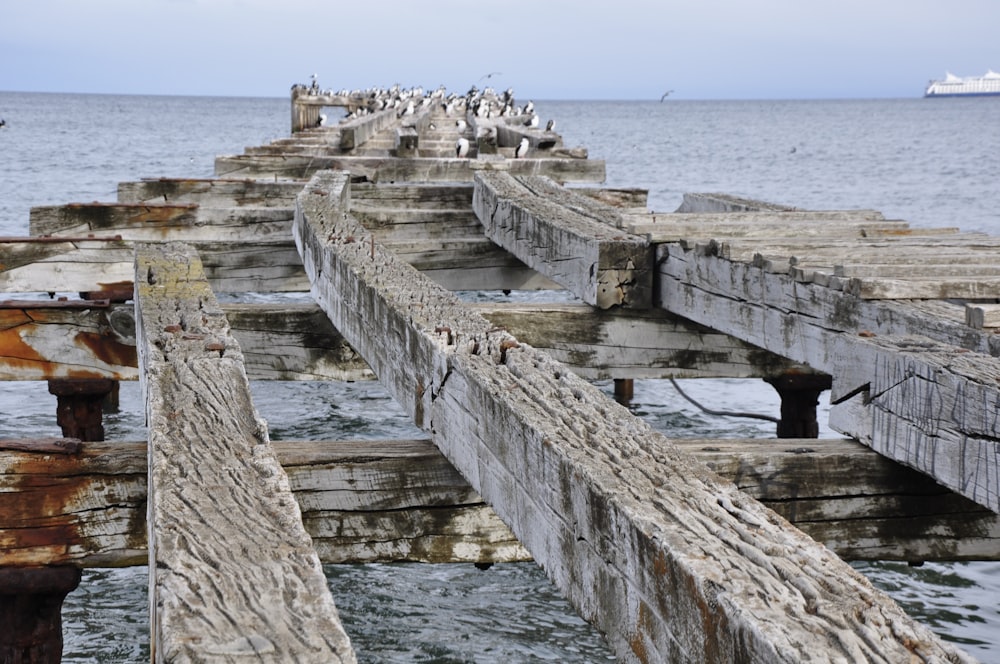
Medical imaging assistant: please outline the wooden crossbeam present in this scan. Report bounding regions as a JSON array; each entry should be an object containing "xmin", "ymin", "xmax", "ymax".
[
  {"xmin": 214, "ymin": 153, "xmax": 607, "ymax": 183},
  {"xmin": 294, "ymin": 170, "xmax": 967, "ymax": 663},
  {"xmin": 135, "ymin": 242, "xmax": 354, "ymax": 663},
  {"xmin": 658, "ymin": 240, "xmax": 1000, "ymax": 513},
  {"xmin": 0, "ymin": 301, "xmax": 803, "ymax": 382},
  {"xmin": 473, "ymin": 172, "xmax": 652, "ymax": 308},
  {"xmin": 4, "ymin": 437, "xmax": 995, "ymax": 568},
  {"xmin": 30, "ymin": 202, "xmax": 293, "ymax": 240},
  {"xmin": 117, "ymin": 177, "xmax": 305, "ymax": 207}
]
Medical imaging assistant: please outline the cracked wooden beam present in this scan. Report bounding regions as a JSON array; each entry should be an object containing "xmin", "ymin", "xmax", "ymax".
[{"xmin": 294, "ymin": 169, "xmax": 971, "ymax": 663}]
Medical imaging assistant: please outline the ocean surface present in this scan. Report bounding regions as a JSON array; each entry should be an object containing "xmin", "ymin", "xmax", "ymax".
[{"xmin": 1, "ymin": 91, "xmax": 998, "ymax": 662}]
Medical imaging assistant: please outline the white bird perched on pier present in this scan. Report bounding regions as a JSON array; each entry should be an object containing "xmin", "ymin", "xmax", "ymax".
[
  {"xmin": 545, "ymin": 119, "xmax": 555, "ymax": 131},
  {"xmin": 524, "ymin": 100, "xmax": 534, "ymax": 114},
  {"xmin": 514, "ymin": 137, "xmax": 529, "ymax": 158},
  {"xmin": 523, "ymin": 114, "xmax": 539, "ymax": 128},
  {"xmin": 456, "ymin": 119, "xmax": 467, "ymax": 131},
  {"xmin": 317, "ymin": 113, "xmax": 327, "ymax": 127},
  {"xmin": 456, "ymin": 137, "xmax": 470, "ymax": 158}
]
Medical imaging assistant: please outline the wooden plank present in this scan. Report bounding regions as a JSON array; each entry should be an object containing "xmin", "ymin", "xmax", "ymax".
[
  {"xmin": 135, "ymin": 242, "xmax": 354, "ymax": 663},
  {"xmin": 30, "ymin": 202, "xmax": 293, "ymax": 240},
  {"xmin": 215, "ymin": 153, "xmax": 607, "ymax": 184},
  {"xmin": 473, "ymin": 172, "xmax": 652, "ymax": 308},
  {"xmin": 117, "ymin": 178, "xmax": 305, "ymax": 207},
  {"xmin": 4, "ymin": 437, "xmax": 997, "ymax": 568},
  {"xmin": 656, "ymin": 242, "xmax": 1000, "ymax": 513},
  {"xmin": 294, "ymin": 170, "xmax": 969, "ymax": 663}
]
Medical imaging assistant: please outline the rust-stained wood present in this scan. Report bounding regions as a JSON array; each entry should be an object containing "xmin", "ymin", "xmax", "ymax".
[
  {"xmin": 135, "ymin": 242, "xmax": 354, "ymax": 663},
  {"xmin": 473, "ymin": 172, "xmax": 652, "ymax": 308},
  {"xmin": 295, "ymin": 170, "xmax": 970, "ymax": 663},
  {"xmin": 0, "ymin": 301, "xmax": 136, "ymax": 380},
  {"xmin": 3, "ymin": 437, "xmax": 996, "ymax": 568}
]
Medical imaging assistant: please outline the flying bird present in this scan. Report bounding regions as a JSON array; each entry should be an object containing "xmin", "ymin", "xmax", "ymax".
[{"xmin": 660, "ymin": 90, "xmax": 674, "ymax": 102}]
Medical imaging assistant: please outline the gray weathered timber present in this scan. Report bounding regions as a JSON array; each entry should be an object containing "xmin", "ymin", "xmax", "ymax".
[
  {"xmin": 215, "ymin": 153, "xmax": 607, "ymax": 183},
  {"xmin": 295, "ymin": 171, "xmax": 971, "ymax": 663},
  {"xmin": 30, "ymin": 202, "xmax": 293, "ymax": 241},
  {"xmin": 135, "ymin": 242, "xmax": 354, "ymax": 663},
  {"xmin": 0, "ymin": 238, "xmax": 136, "ymax": 294},
  {"xmin": 339, "ymin": 108, "xmax": 397, "ymax": 150},
  {"xmin": 0, "ymin": 300, "xmax": 808, "ymax": 383},
  {"xmin": 657, "ymin": 241, "xmax": 1000, "ymax": 513},
  {"xmin": 5, "ymin": 436, "xmax": 995, "ymax": 568},
  {"xmin": 475, "ymin": 302, "xmax": 806, "ymax": 380},
  {"xmin": 676, "ymin": 192, "xmax": 797, "ymax": 213},
  {"xmin": 473, "ymin": 172, "xmax": 653, "ymax": 309},
  {"xmin": 117, "ymin": 178, "xmax": 305, "ymax": 207}
]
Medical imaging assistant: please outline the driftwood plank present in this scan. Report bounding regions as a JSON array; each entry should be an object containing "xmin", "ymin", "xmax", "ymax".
[
  {"xmin": 135, "ymin": 242, "xmax": 354, "ymax": 663},
  {"xmin": 295, "ymin": 170, "xmax": 970, "ymax": 663},
  {"xmin": 473, "ymin": 172, "xmax": 652, "ymax": 308}
]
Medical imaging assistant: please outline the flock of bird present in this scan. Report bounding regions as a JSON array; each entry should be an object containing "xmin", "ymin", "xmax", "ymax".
[{"xmin": 294, "ymin": 76, "xmax": 554, "ymax": 159}]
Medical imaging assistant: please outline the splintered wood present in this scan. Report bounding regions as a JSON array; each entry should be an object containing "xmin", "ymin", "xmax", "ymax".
[
  {"xmin": 295, "ymin": 170, "xmax": 972, "ymax": 664},
  {"xmin": 134, "ymin": 242, "xmax": 354, "ymax": 663}
]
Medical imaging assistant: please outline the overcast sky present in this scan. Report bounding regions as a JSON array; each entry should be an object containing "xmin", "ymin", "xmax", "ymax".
[{"xmin": 2, "ymin": 0, "xmax": 997, "ymax": 100}]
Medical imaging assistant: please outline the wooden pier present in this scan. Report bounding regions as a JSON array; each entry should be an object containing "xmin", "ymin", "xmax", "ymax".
[{"xmin": 0, "ymin": 83, "xmax": 994, "ymax": 661}]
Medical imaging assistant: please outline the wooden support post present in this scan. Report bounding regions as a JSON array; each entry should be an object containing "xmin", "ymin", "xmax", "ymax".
[
  {"xmin": 613, "ymin": 378, "xmax": 634, "ymax": 405},
  {"xmin": 764, "ymin": 373, "xmax": 833, "ymax": 438},
  {"xmin": 0, "ymin": 566, "xmax": 81, "ymax": 664},
  {"xmin": 46, "ymin": 378, "xmax": 117, "ymax": 442}
]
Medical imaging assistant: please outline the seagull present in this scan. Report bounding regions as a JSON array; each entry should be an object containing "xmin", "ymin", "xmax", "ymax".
[
  {"xmin": 524, "ymin": 100, "xmax": 534, "ymax": 114},
  {"xmin": 514, "ymin": 137, "xmax": 529, "ymax": 159},
  {"xmin": 660, "ymin": 90, "xmax": 674, "ymax": 102},
  {"xmin": 456, "ymin": 137, "xmax": 470, "ymax": 158}
]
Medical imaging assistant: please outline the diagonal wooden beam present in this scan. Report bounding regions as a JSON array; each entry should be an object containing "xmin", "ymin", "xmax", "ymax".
[{"xmin": 294, "ymin": 170, "xmax": 971, "ymax": 663}]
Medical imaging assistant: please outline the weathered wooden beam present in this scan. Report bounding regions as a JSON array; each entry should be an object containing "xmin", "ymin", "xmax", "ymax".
[
  {"xmin": 473, "ymin": 172, "xmax": 652, "ymax": 309},
  {"xmin": 215, "ymin": 153, "xmax": 607, "ymax": 184},
  {"xmin": 294, "ymin": 171, "xmax": 970, "ymax": 663},
  {"xmin": 117, "ymin": 177, "xmax": 305, "ymax": 207},
  {"xmin": 0, "ymin": 300, "xmax": 805, "ymax": 382},
  {"xmin": 0, "ymin": 300, "xmax": 136, "ymax": 381},
  {"xmin": 30, "ymin": 202, "xmax": 293, "ymax": 241},
  {"xmin": 134, "ymin": 242, "xmax": 354, "ymax": 663},
  {"xmin": 4, "ymin": 437, "xmax": 996, "ymax": 568},
  {"xmin": 657, "ymin": 239, "xmax": 1000, "ymax": 513},
  {"xmin": 339, "ymin": 108, "xmax": 397, "ymax": 151}
]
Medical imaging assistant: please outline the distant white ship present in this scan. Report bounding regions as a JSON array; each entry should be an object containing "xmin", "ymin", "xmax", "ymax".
[{"xmin": 924, "ymin": 70, "xmax": 1000, "ymax": 97}]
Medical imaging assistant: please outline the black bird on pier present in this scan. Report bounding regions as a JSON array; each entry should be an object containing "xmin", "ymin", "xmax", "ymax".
[{"xmin": 0, "ymin": 118, "xmax": 6, "ymax": 128}]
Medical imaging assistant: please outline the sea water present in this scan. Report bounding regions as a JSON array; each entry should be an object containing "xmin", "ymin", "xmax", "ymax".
[{"xmin": 1, "ymin": 91, "xmax": 998, "ymax": 662}]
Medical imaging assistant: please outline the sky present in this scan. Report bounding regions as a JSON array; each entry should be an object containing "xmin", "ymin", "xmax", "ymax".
[{"xmin": 1, "ymin": 0, "xmax": 997, "ymax": 100}]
